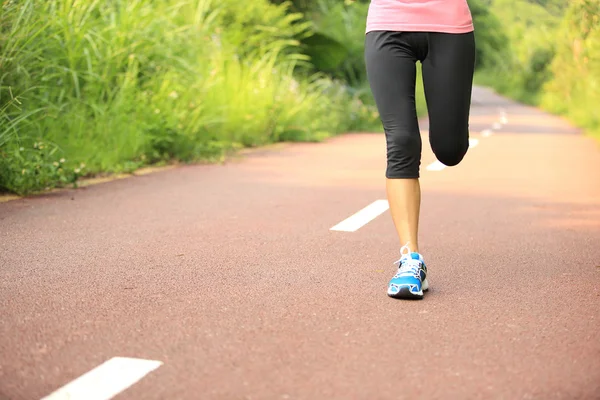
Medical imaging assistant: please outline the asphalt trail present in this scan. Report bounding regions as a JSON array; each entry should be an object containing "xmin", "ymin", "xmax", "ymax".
[{"xmin": 1, "ymin": 87, "xmax": 599, "ymax": 400}]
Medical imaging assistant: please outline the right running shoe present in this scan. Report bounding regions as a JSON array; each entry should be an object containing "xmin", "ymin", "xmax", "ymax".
[{"xmin": 387, "ymin": 245, "xmax": 429, "ymax": 299}]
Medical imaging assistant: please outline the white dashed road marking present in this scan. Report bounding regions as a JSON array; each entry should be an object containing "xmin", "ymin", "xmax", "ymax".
[
  {"xmin": 330, "ymin": 200, "xmax": 389, "ymax": 232},
  {"xmin": 426, "ymin": 160, "xmax": 447, "ymax": 171},
  {"xmin": 426, "ymin": 138, "xmax": 479, "ymax": 172},
  {"xmin": 41, "ymin": 357, "xmax": 163, "ymax": 400},
  {"xmin": 333, "ymin": 109, "xmax": 508, "ymax": 231}
]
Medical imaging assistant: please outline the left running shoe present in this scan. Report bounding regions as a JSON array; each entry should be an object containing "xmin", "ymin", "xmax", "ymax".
[{"xmin": 387, "ymin": 246, "xmax": 428, "ymax": 299}]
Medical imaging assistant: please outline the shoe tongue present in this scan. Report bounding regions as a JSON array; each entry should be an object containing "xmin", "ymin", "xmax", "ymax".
[{"xmin": 400, "ymin": 251, "xmax": 422, "ymax": 263}]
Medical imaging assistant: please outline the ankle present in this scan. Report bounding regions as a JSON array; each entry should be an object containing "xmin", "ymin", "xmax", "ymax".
[{"xmin": 400, "ymin": 241, "xmax": 419, "ymax": 255}]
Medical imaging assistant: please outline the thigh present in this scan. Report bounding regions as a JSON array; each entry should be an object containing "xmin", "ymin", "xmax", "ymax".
[
  {"xmin": 422, "ymin": 32, "xmax": 475, "ymax": 149},
  {"xmin": 364, "ymin": 31, "xmax": 420, "ymax": 140}
]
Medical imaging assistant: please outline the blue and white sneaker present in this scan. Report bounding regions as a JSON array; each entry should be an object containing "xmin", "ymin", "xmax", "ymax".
[{"xmin": 387, "ymin": 246, "xmax": 428, "ymax": 299}]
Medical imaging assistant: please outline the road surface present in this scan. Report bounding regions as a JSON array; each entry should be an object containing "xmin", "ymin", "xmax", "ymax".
[{"xmin": 1, "ymin": 87, "xmax": 600, "ymax": 400}]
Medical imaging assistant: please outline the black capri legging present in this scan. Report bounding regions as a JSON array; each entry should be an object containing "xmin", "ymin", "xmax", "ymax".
[{"xmin": 365, "ymin": 30, "xmax": 476, "ymax": 178}]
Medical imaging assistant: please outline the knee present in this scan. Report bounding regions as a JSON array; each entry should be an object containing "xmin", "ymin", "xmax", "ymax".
[
  {"xmin": 385, "ymin": 132, "xmax": 421, "ymax": 178},
  {"xmin": 431, "ymin": 137, "xmax": 468, "ymax": 167}
]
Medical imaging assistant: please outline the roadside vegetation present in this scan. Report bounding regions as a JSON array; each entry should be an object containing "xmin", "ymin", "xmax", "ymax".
[
  {"xmin": 1, "ymin": 0, "xmax": 598, "ymax": 195},
  {"xmin": 474, "ymin": 0, "xmax": 600, "ymax": 142},
  {"xmin": 0, "ymin": 0, "xmax": 379, "ymax": 195}
]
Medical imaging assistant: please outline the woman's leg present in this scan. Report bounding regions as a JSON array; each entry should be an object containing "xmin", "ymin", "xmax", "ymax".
[
  {"xmin": 422, "ymin": 32, "xmax": 476, "ymax": 166},
  {"xmin": 364, "ymin": 31, "xmax": 422, "ymax": 253},
  {"xmin": 365, "ymin": 31, "xmax": 429, "ymax": 299},
  {"xmin": 386, "ymin": 178, "xmax": 420, "ymax": 253}
]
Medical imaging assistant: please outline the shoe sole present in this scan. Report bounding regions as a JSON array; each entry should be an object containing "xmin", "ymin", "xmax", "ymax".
[{"xmin": 388, "ymin": 278, "xmax": 429, "ymax": 300}]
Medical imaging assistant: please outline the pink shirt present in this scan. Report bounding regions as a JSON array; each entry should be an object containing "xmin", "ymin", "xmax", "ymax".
[{"xmin": 366, "ymin": 0, "xmax": 474, "ymax": 34}]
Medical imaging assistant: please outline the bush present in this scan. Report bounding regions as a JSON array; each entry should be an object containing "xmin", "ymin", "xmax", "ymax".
[
  {"xmin": 301, "ymin": 0, "xmax": 370, "ymax": 86},
  {"xmin": 472, "ymin": 0, "xmax": 560, "ymax": 104},
  {"xmin": 541, "ymin": 0, "xmax": 600, "ymax": 139},
  {"xmin": 474, "ymin": 0, "xmax": 599, "ymax": 141},
  {"xmin": 0, "ymin": 0, "xmax": 376, "ymax": 195},
  {"xmin": 468, "ymin": 0, "xmax": 511, "ymax": 72}
]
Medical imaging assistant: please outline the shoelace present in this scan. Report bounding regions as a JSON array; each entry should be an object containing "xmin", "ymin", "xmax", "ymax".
[
  {"xmin": 393, "ymin": 243, "xmax": 421, "ymax": 279},
  {"xmin": 393, "ymin": 258, "xmax": 422, "ymax": 279}
]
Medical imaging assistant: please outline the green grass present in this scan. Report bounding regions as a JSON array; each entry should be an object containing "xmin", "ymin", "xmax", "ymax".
[
  {"xmin": 474, "ymin": 0, "xmax": 600, "ymax": 144},
  {"xmin": 539, "ymin": 0, "xmax": 600, "ymax": 143},
  {"xmin": 0, "ymin": 0, "xmax": 380, "ymax": 195}
]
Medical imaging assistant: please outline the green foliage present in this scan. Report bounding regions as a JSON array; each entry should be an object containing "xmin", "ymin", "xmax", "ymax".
[
  {"xmin": 468, "ymin": 0, "xmax": 510, "ymax": 71},
  {"xmin": 303, "ymin": 0, "xmax": 370, "ymax": 86},
  {"xmin": 474, "ymin": 0, "xmax": 561, "ymax": 104},
  {"xmin": 293, "ymin": 0, "xmax": 427, "ymax": 126},
  {"xmin": 0, "ymin": 139, "xmax": 84, "ymax": 195},
  {"xmin": 527, "ymin": 0, "xmax": 568, "ymax": 16},
  {"xmin": 301, "ymin": 32, "xmax": 349, "ymax": 74},
  {"xmin": 541, "ymin": 0, "xmax": 600, "ymax": 139},
  {"xmin": 0, "ymin": 91, "xmax": 82, "ymax": 194},
  {"xmin": 0, "ymin": 0, "xmax": 377, "ymax": 195},
  {"xmin": 212, "ymin": 0, "xmax": 312, "ymax": 58},
  {"xmin": 475, "ymin": 0, "xmax": 599, "ymax": 141}
]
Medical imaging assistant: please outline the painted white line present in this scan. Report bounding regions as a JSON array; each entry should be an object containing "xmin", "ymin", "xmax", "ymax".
[
  {"xmin": 481, "ymin": 129, "xmax": 493, "ymax": 137},
  {"xmin": 426, "ymin": 160, "xmax": 447, "ymax": 172},
  {"xmin": 427, "ymin": 138, "xmax": 478, "ymax": 173},
  {"xmin": 41, "ymin": 357, "xmax": 163, "ymax": 400},
  {"xmin": 492, "ymin": 122, "xmax": 502, "ymax": 130},
  {"xmin": 330, "ymin": 200, "xmax": 389, "ymax": 232},
  {"xmin": 500, "ymin": 116, "xmax": 508, "ymax": 125}
]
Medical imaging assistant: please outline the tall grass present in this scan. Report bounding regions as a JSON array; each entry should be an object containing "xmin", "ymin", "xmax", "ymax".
[
  {"xmin": 474, "ymin": 0, "xmax": 560, "ymax": 105},
  {"xmin": 301, "ymin": 0, "xmax": 427, "ymax": 120},
  {"xmin": 473, "ymin": 0, "xmax": 600, "ymax": 142},
  {"xmin": 541, "ymin": 0, "xmax": 600, "ymax": 141},
  {"xmin": 0, "ymin": 0, "xmax": 375, "ymax": 195}
]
